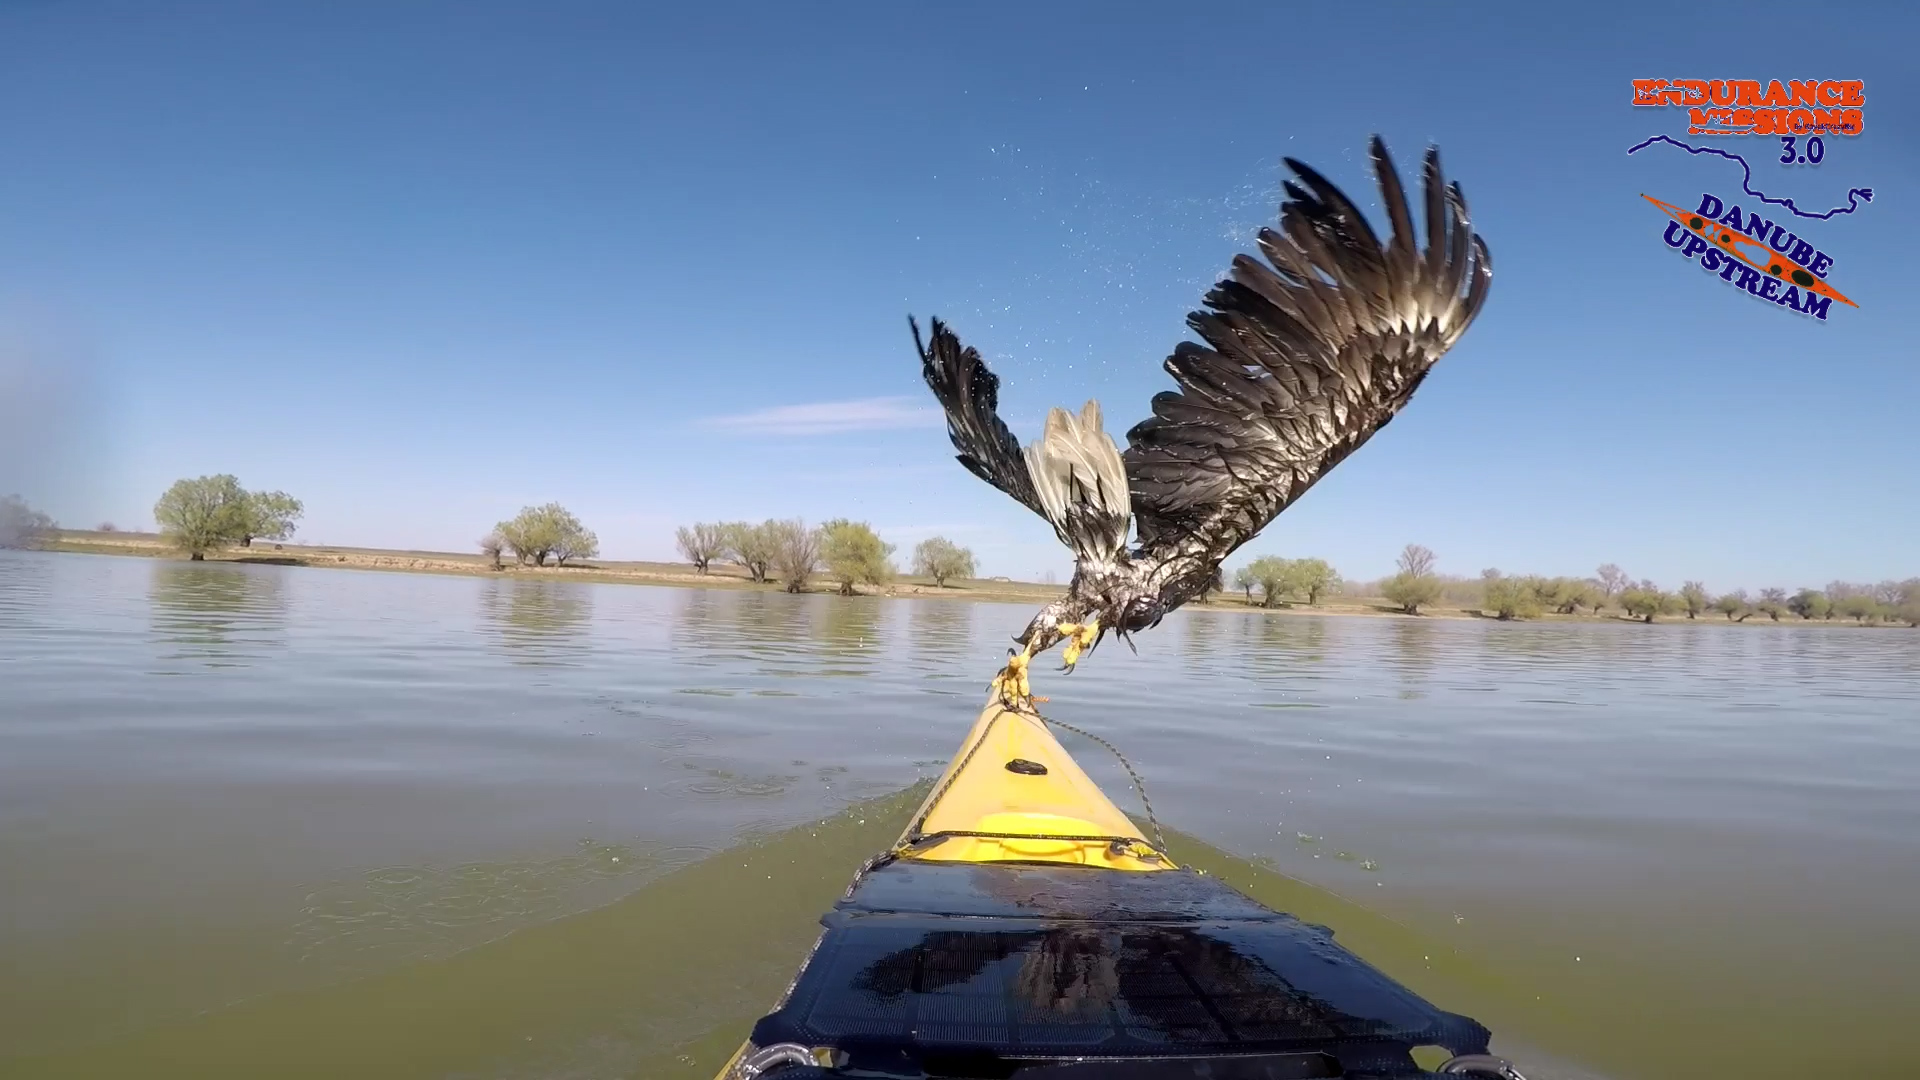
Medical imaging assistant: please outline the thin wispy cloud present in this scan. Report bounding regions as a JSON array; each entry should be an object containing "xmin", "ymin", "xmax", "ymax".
[{"xmin": 702, "ymin": 396, "xmax": 942, "ymax": 436}]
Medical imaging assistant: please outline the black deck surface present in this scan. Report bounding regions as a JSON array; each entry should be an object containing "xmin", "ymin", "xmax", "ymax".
[{"xmin": 748, "ymin": 861, "xmax": 1491, "ymax": 1078}]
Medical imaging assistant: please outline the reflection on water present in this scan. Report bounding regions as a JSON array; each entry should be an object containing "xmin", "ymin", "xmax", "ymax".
[
  {"xmin": 479, "ymin": 578, "xmax": 593, "ymax": 666},
  {"xmin": 1250, "ymin": 611, "xmax": 1329, "ymax": 663},
  {"xmin": 749, "ymin": 590, "xmax": 817, "ymax": 651},
  {"xmin": 674, "ymin": 589, "xmax": 894, "ymax": 679},
  {"xmin": 908, "ymin": 600, "xmax": 973, "ymax": 665},
  {"xmin": 675, "ymin": 587, "xmax": 815, "ymax": 670},
  {"xmin": 672, "ymin": 586, "xmax": 720, "ymax": 652},
  {"xmin": 1238, "ymin": 613, "xmax": 1331, "ymax": 702},
  {"xmin": 148, "ymin": 562, "xmax": 286, "ymax": 668},
  {"xmin": 1389, "ymin": 618, "xmax": 1437, "ymax": 696},
  {"xmin": 0, "ymin": 552, "xmax": 46, "ymax": 628},
  {"xmin": 1181, "ymin": 605, "xmax": 1223, "ymax": 663},
  {"xmin": 1480, "ymin": 621, "xmax": 1591, "ymax": 666},
  {"xmin": 816, "ymin": 595, "xmax": 882, "ymax": 671}
]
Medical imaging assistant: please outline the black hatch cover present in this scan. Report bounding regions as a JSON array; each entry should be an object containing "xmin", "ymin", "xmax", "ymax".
[{"xmin": 747, "ymin": 860, "xmax": 1491, "ymax": 1078}]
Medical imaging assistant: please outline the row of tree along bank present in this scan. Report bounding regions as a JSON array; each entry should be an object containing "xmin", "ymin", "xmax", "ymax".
[
  {"xmin": 9, "ymin": 487, "xmax": 1912, "ymax": 624},
  {"xmin": 13, "ymin": 486, "xmax": 978, "ymax": 601},
  {"xmin": 1223, "ymin": 543, "xmax": 1919, "ymax": 627},
  {"xmin": 672, "ymin": 520, "xmax": 976, "ymax": 595}
]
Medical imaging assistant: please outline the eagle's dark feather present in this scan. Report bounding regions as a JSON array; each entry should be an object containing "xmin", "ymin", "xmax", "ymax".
[
  {"xmin": 913, "ymin": 135, "xmax": 1492, "ymax": 663},
  {"xmin": 913, "ymin": 316, "xmax": 1046, "ymax": 520},
  {"xmin": 1124, "ymin": 137, "xmax": 1491, "ymax": 605}
]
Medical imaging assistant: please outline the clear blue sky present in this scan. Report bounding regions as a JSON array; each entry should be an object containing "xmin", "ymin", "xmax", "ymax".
[{"xmin": 3, "ymin": 1, "xmax": 1914, "ymax": 590}]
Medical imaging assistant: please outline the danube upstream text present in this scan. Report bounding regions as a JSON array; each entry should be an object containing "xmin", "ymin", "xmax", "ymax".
[{"xmin": 1657, "ymin": 195, "xmax": 1838, "ymax": 321}]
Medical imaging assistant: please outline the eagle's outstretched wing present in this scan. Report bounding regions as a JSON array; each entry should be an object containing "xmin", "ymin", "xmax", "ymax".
[
  {"xmin": 1125, "ymin": 136, "xmax": 1492, "ymax": 582},
  {"xmin": 914, "ymin": 316, "xmax": 1132, "ymax": 565},
  {"xmin": 913, "ymin": 316, "xmax": 1046, "ymax": 520}
]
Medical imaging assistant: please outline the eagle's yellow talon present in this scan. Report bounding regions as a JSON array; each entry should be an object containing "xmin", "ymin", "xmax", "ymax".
[
  {"xmin": 993, "ymin": 620, "xmax": 1097, "ymax": 706},
  {"xmin": 1058, "ymin": 619, "xmax": 1100, "ymax": 669},
  {"xmin": 992, "ymin": 645, "xmax": 1041, "ymax": 709}
]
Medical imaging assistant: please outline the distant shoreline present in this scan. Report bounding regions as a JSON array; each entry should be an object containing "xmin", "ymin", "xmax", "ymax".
[{"xmin": 29, "ymin": 530, "xmax": 1905, "ymax": 629}]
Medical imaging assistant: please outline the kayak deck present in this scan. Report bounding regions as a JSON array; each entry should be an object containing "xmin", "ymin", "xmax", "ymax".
[
  {"xmin": 738, "ymin": 858, "xmax": 1491, "ymax": 1077},
  {"xmin": 893, "ymin": 703, "xmax": 1169, "ymax": 871},
  {"xmin": 714, "ymin": 702, "xmax": 1500, "ymax": 1079}
]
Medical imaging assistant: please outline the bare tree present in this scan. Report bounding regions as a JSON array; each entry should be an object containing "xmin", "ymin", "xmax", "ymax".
[
  {"xmin": 675, "ymin": 523, "xmax": 726, "ymax": 574},
  {"xmin": 1596, "ymin": 564, "xmax": 1628, "ymax": 603},
  {"xmin": 1756, "ymin": 587, "xmax": 1788, "ymax": 622},
  {"xmin": 478, "ymin": 532, "xmax": 506, "ymax": 570},
  {"xmin": 768, "ymin": 519, "xmax": 820, "ymax": 594},
  {"xmin": 1397, "ymin": 544, "xmax": 1437, "ymax": 578}
]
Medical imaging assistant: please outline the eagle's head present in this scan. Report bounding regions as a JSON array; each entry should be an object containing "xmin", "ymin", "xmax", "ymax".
[{"xmin": 1015, "ymin": 578, "xmax": 1166, "ymax": 673}]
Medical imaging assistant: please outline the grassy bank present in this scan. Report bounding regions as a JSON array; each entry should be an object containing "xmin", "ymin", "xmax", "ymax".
[
  {"xmin": 32, "ymin": 530, "xmax": 1907, "ymax": 627},
  {"xmin": 36, "ymin": 529, "xmax": 1072, "ymax": 606}
]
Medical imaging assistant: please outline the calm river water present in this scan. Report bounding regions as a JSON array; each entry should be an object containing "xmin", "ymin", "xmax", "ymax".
[{"xmin": 2, "ymin": 550, "xmax": 1916, "ymax": 1079}]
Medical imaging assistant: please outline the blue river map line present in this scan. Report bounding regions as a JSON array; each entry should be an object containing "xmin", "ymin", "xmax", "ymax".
[{"xmin": 1626, "ymin": 135, "xmax": 1874, "ymax": 220}]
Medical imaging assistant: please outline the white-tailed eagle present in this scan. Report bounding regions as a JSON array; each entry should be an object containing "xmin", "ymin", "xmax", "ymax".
[{"xmin": 912, "ymin": 136, "xmax": 1492, "ymax": 705}]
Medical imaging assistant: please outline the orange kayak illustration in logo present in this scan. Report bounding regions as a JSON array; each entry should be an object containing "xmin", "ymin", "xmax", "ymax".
[{"xmin": 1642, "ymin": 194, "xmax": 1856, "ymax": 308}]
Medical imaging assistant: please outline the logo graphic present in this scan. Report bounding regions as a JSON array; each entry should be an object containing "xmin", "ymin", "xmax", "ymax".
[
  {"xmin": 1626, "ymin": 136, "xmax": 1873, "ymax": 220},
  {"xmin": 1632, "ymin": 79, "xmax": 1863, "ymax": 136},
  {"xmin": 1645, "ymin": 193, "xmax": 1852, "ymax": 320},
  {"xmin": 1630, "ymin": 78, "xmax": 1869, "ymax": 320}
]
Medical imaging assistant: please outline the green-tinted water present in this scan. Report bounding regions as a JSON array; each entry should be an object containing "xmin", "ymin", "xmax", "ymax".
[{"xmin": 3, "ymin": 551, "xmax": 1916, "ymax": 1078}]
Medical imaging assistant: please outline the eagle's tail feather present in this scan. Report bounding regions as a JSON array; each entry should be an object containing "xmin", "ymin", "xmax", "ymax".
[{"xmin": 1024, "ymin": 400, "xmax": 1132, "ymax": 565}]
